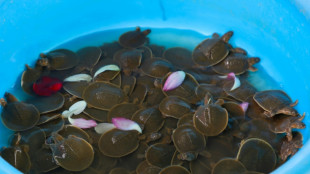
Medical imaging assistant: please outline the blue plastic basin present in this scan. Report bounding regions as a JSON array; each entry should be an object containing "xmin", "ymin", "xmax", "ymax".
[{"xmin": 1, "ymin": 0, "xmax": 310, "ymax": 173}]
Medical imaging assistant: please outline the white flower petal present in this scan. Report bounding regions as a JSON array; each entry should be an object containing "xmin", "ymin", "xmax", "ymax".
[
  {"xmin": 230, "ymin": 76, "xmax": 241, "ymax": 91},
  {"xmin": 69, "ymin": 100, "xmax": 87, "ymax": 115},
  {"xmin": 94, "ymin": 123, "xmax": 116, "ymax": 134},
  {"xmin": 64, "ymin": 74, "xmax": 92, "ymax": 82},
  {"xmin": 94, "ymin": 64, "xmax": 120, "ymax": 78}
]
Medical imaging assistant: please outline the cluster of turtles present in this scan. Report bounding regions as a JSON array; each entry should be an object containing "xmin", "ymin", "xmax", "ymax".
[{"xmin": 0, "ymin": 27, "xmax": 306, "ymax": 174}]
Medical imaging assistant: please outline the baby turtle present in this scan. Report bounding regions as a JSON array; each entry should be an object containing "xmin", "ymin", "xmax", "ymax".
[
  {"xmin": 129, "ymin": 83, "xmax": 148, "ymax": 104},
  {"xmin": 148, "ymin": 44, "xmax": 165, "ymax": 57},
  {"xmin": 21, "ymin": 64, "xmax": 42, "ymax": 95},
  {"xmin": 279, "ymin": 131, "xmax": 303, "ymax": 161},
  {"xmin": 119, "ymin": 142, "xmax": 149, "ymax": 171},
  {"xmin": 237, "ymin": 138, "xmax": 277, "ymax": 173},
  {"xmin": 109, "ymin": 168, "xmax": 131, "ymax": 174},
  {"xmin": 162, "ymin": 72, "xmax": 200, "ymax": 104},
  {"xmin": 41, "ymin": 49, "xmax": 79, "ymax": 70},
  {"xmin": 25, "ymin": 92, "xmax": 65, "ymax": 114},
  {"xmin": 74, "ymin": 46, "xmax": 102, "ymax": 72},
  {"xmin": 212, "ymin": 53, "xmax": 260, "ymax": 75},
  {"xmin": 1, "ymin": 93, "xmax": 40, "ymax": 131},
  {"xmin": 159, "ymin": 165, "xmax": 190, "ymax": 174},
  {"xmin": 224, "ymin": 80, "xmax": 257, "ymax": 102},
  {"xmin": 49, "ymin": 133, "xmax": 94, "ymax": 171},
  {"xmin": 253, "ymin": 90, "xmax": 299, "ymax": 117},
  {"xmin": 58, "ymin": 125, "xmax": 91, "ymax": 142},
  {"xmin": 98, "ymin": 129, "xmax": 140, "ymax": 157},
  {"xmin": 163, "ymin": 47, "xmax": 194, "ymax": 69},
  {"xmin": 192, "ymin": 32, "xmax": 233, "ymax": 67},
  {"xmin": 172, "ymin": 125, "xmax": 206, "ymax": 161},
  {"xmin": 83, "ymin": 82, "xmax": 125, "ymax": 110},
  {"xmin": 159, "ymin": 96, "xmax": 191, "ymax": 119},
  {"xmin": 30, "ymin": 147, "xmax": 59, "ymax": 173},
  {"xmin": 270, "ymin": 114, "xmax": 305, "ymax": 141},
  {"xmin": 119, "ymin": 27, "xmax": 151, "ymax": 48},
  {"xmin": 63, "ymin": 81, "xmax": 89, "ymax": 99},
  {"xmin": 140, "ymin": 57, "xmax": 174, "ymax": 78},
  {"xmin": 193, "ymin": 101, "xmax": 228, "ymax": 136},
  {"xmin": 177, "ymin": 112, "xmax": 194, "ymax": 127},
  {"xmin": 113, "ymin": 48, "xmax": 143, "ymax": 74},
  {"xmin": 131, "ymin": 107, "xmax": 165, "ymax": 134},
  {"xmin": 0, "ymin": 145, "xmax": 31, "ymax": 173},
  {"xmin": 145, "ymin": 143, "xmax": 176, "ymax": 168},
  {"xmin": 212, "ymin": 158, "xmax": 247, "ymax": 174}
]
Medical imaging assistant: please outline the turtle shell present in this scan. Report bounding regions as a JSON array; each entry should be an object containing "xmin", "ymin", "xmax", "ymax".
[
  {"xmin": 21, "ymin": 65, "xmax": 42, "ymax": 95},
  {"xmin": 192, "ymin": 33, "xmax": 231, "ymax": 67},
  {"xmin": 129, "ymin": 84, "xmax": 148, "ymax": 104},
  {"xmin": 224, "ymin": 80, "xmax": 257, "ymax": 102},
  {"xmin": 0, "ymin": 145, "xmax": 31, "ymax": 173},
  {"xmin": 1, "ymin": 100, "xmax": 40, "ymax": 131},
  {"xmin": 145, "ymin": 143, "xmax": 176, "ymax": 168},
  {"xmin": 159, "ymin": 96, "xmax": 191, "ymax": 119},
  {"xmin": 49, "ymin": 134, "xmax": 94, "ymax": 171},
  {"xmin": 25, "ymin": 92, "xmax": 65, "ymax": 114},
  {"xmin": 75, "ymin": 46, "xmax": 102, "ymax": 71},
  {"xmin": 113, "ymin": 48, "xmax": 143, "ymax": 70},
  {"xmin": 119, "ymin": 27, "xmax": 151, "ymax": 48},
  {"xmin": 58, "ymin": 125, "xmax": 91, "ymax": 142},
  {"xmin": 63, "ymin": 81, "xmax": 89, "ymax": 98},
  {"xmin": 144, "ymin": 88, "xmax": 166, "ymax": 107},
  {"xmin": 109, "ymin": 168, "xmax": 131, "ymax": 174},
  {"xmin": 121, "ymin": 73, "xmax": 136, "ymax": 96},
  {"xmin": 98, "ymin": 129, "xmax": 140, "ymax": 157},
  {"xmin": 45, "ymin": 49, "xmax": 79, "ymax": 70},
  {"xmin": 83, "ymin": 82, "xmax": 125, "ymax": 110},
  {"xmin": 193, "ymin": 104, "xmax": 228, "ymax": 136},
  {"xmin": 30, "ymin": 147, "xmax": 59, "ymax": 173},
  {"xmin": 172, "ymin": 125, "xmax": 206, "ymax": 161},
  {"xmin": 132, "ymin": 107, "xmax": 165, "ymax": 134},
  {"xmin": 163, "ymin": 47, "xmax": 194, "ymax": 69},
  {"xmin": 236, "ymin": 138, "xmax": 276, "ymax": 173},
  {"xmin": 38, "ymin": 116, "xmax": 64, "ymax": 136},
  {"xmin": 162, "ymin": 72, "xmax": 200, "ymax": 104},
  {"xmin": 177, "ymin": 112, "xmax": 194, "ymax": 127},
  {"xmin": 212, "ymin": 53, "xmax": 260, "ymax": 75},
  {"xmin": 100, "ymin": 41, "xmax": 123, "ymax": 58},
  {"xmin": 189, "ymin": 155, "xmax": 212, "ymax": 174},
  {"xmin": 119, "ymin": 143, "xmax": 149, "ymax": 171},
  {"xmin": 253, "ymin": 90, "xmax": 298, "ymax": 117},
  {"xmin": 141, "ymin": 58, "xmax": 174, "ymax": 78}
]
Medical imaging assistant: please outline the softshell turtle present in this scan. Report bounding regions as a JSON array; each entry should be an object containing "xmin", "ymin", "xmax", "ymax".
[
  {"xmin": 159, "ymin": 165, "xmax": 190, "ymax": 174},
  {"xmin": 237, "ymin": 138, "xmax": 277, "ymax": 173},
  {"xmin": 119, "ymin": 27, "xmax": 151, "ymax": 48},
  {"xmin": 253, "ymin": 90, "xmax": 299, "ymax": 117},
  {"xmin": 212, "ymin": 158, "xmax": 247, "ymax": 174},
  {"xmin": 212, "ymin": 53, "xmax": 260, "ymax": 75},
  {"xmin": 192, "ymin": 31, "xmax": 234, "ymax": 67},
  {"xmin": 1, "ymin": 93, "xmax": 40, "ymax": 131},
  {"xmin": 40, "ymin": 49, "xmax": 79, "ymax": 70},
  {"xmin": 49, "ymin": 133, "xmax": 94, "ymax": 171},
  {"xmin": 172, "ymin": 125, "xmax": 206, "ymax": 161},
  {"xmin": 145, "ymin": 143, "xmax": 175, "ymax": 168}
]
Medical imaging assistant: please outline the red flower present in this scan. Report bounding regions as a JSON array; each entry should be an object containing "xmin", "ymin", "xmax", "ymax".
[{"xmin": 33, "ymin": 76, "xmax": 63, "ymax": 96}]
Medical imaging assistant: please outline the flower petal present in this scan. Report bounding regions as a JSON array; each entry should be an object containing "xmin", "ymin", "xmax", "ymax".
[
  {"xmin": 240, "ymin": 102, "xmax": 249, "ymax": 113},
  {"xmin": 230, "ymin": 75, "xmax": 241, "ymax": 91},
  {"xmin": 112, "ymin": 117, "xmax": 142, "ymax": 133},
  {"xmin": 94, "ymin": 123, "xmax": 116, "ymax": 134},
  {"xmin": 69, "ymin": 100, "xmax": 87, "ymax": 115},
  {"xmin": 64, "ymin": 74, "xmax": 92, "ymax": 82},
  {"xmin": 68, "ymin": 117, "xmax": 97, "ymax": 129},
  {"xmin": 94, "ymin": 64, "xmax": 120, "ymax": 78},
  {"xmin": 163, "ymin": 71, "xmax": 186, "ymax": 92},
  {"xmin": 62, "ymin": 110, "xmax": 73, "ymax": 118}
]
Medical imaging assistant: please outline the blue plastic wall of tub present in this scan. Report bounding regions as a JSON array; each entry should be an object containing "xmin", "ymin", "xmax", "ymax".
[{"xmin": 1, "ymin": 0, "xmax": 310, "ymax": 173}]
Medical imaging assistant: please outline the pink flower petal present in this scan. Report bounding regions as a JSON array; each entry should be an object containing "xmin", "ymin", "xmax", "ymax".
[
  {"xmin": 163, "ymin": 71, "xmax": 186, "ymax": 92},
  {"xmin": 227, "ymin": 72, "xmax": 235, "ymax": 80},
  {"xmin": 240, "ymin": 102, "xmax": 249, "ymax": 113},
  {"xmin": 68, "ymin": 117, "xmax": 97, "ymax": 129},
  {"xmin": 112, "ymin": 117, "xmax": 142, "ymax": 133}
]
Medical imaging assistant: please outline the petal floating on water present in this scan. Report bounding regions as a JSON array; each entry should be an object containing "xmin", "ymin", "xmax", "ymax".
[{"xmin": 163, "ymin": 71, "xmax": 186, "ymax": 91}]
